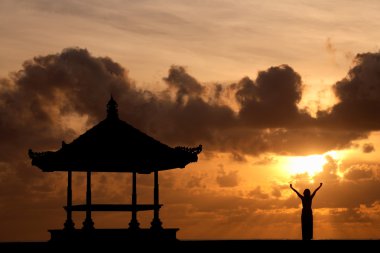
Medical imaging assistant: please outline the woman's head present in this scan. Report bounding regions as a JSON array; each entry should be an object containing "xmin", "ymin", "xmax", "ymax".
[{"xmin": 303, "ymin": 189, "xmax": 311, "ymax": 197}]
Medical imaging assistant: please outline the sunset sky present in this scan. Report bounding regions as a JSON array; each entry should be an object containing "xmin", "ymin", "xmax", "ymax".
[{"xmin": 2, "ymin": 0, "xmax": 380, "ymax": 241}]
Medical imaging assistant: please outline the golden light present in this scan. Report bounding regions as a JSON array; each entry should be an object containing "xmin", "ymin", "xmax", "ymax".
[
  {"xmin": 287, "ymin": 155, "xmax": 326, "ymax": 176},
  {"xmin": 285, "ymin": 151, "xmax": 340, "ymax": 177}
]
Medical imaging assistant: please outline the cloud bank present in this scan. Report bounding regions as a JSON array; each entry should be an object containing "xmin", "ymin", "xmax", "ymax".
[{"xmin": 2, "ymin": 48, "xmax": 379, "ymax": 161}]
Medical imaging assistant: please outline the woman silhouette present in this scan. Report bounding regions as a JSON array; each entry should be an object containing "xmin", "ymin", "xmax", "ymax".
[{"xmin": 290, "ymin": 183, "xmax": 322, "ymax": 240}]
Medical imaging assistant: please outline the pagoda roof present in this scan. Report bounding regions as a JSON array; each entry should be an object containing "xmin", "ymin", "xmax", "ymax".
[{"xmin": 29, "ymin": 97, "xmax": 202, "ymax": 173}]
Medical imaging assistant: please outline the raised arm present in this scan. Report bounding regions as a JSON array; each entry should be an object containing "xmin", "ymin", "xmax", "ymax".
[
  {"xmin": 290, "ymin": 184, "xmax": 303, "ymax": 199},
  {"xmin": 311, "ymin": 183, "xmax": 323, "ymax": 198}
]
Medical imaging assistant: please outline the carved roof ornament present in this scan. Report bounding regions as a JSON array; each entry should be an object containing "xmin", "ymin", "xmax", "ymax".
[{"xmin": 106, "ymin": 95, "xmax": 118, "ymax": 119}]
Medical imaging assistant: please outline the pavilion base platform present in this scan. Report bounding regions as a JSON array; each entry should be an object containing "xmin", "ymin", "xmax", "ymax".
[{"xmin": 49, "ymin": 228, "xmax": 179, "ymax": 242}]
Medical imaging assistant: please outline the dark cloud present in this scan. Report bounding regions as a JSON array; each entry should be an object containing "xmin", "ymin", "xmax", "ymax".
[
  {"xmin": 362, "ymin": 143, "xmax": 375, "ymax": 153},
  {"xmin": 344, "ymin": 167, "xmax": 374, "ymax": 181},
  {"xmin": 248, "ymin": 186, "xmax": 269, "ymax": 199},
  {"xmin": 150, "ymin": 92, "xmax": 237, "ymax": 148},
  {"xmin": 271, "ymin": 184, "xmax": 288, "ymax": 198},
  {"xmin": 207, "ymin": 127, "xmax": 364, "ymax": 156},
  {"xmin": 329, "ymin": 207, "xmax": 372, "ymax": 223},
  {"xmin": 163, "ymin": 65, "xmax": 203, "ymax": 104},
  {"xmin": 186, "ymin": 174, "xmax": 205, "ymax": 188},
  {"xmin": 216, "ymin": 167, "xmax": 239, "ymax": 188},
  {"xmin": 237, "ymin": 65, "xmax": 313, "ymax": 128},
  {"xmin": 229, "ymin": 152, "xmax": 247, "ymax": 162},
  {"xmin": 317, "ymin": 52, "xmax": 380, "ymax": 131}
]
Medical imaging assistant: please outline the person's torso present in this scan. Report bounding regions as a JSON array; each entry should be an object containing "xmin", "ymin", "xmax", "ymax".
[{"xmin": 302, "ymin": 197, "xmax": 312, "ymax": 210}]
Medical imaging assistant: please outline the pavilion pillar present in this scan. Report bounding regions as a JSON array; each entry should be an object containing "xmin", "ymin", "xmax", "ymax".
[
  {"xmin": 64, "ymin": 170, "xmax": 75, "ymax": 230},
  {"xmin": 151, "ymin": 170, "xmax": 162, "ymax": 230},
  {"xmin": 129, "ymin": 171, "xmax": 140, "ymax": 229},
  {"xmin": 83, "ymin": 171, "xmax": 94, "ymax": 230}
]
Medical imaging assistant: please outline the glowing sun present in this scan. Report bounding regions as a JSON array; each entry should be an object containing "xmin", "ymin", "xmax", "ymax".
[
  {"xmin": 285, "ymin": 151, "xmax": 339, "ymax": 176},
  {"xmin": 287, "ymin": 155, "xmax": 326, "ymax": 176}
]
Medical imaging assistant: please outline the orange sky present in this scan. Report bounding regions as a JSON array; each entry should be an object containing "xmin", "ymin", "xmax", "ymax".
[{"xmin": 1, "ymin": 0, "xmax": 380, "ymax": 241}]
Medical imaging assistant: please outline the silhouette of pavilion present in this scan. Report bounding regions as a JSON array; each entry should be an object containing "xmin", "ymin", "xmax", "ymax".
[{"xmin": 28, "ymin": 97, "xmax": 202, "ymax": 242}]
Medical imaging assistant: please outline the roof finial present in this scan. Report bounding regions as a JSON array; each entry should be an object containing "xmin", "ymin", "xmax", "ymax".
[{"xmin": 107, "ymin": 95, "xmax": 118, "ymax": 119}]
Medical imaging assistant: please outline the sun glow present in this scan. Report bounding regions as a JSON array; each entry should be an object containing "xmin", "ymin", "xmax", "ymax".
[{"xmin": 285, "ymin": 151, "xmax": 340, "ymax": 176}]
